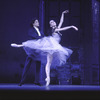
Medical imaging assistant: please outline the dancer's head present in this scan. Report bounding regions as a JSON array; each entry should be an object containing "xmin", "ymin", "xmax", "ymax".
[
  {"xmin": 49, "ymin": 20, "xmax": 57, "ymax": 28},
  {"xmin": 31, "ymin": 18, "xmax": 39, "ymax": 27}
]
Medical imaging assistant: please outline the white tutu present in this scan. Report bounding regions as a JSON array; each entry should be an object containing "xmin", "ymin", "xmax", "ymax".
[{"xmin": 22, "ymin": 33, "xmax": 73, "ymax": 68}]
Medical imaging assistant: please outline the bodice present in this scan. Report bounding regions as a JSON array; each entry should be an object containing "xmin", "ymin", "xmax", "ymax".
[{"xmin": 52, "ymin": 33, "xmax": 61, "ymax": 43}]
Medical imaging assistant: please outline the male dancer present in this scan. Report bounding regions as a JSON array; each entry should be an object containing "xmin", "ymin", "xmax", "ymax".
[{"xmin": 19, "ymin": 18, "xmax": 44, "ymax": 86}]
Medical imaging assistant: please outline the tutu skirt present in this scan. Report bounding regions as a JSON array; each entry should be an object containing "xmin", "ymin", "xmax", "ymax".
[{"xmin": 22, "ymin": 34, "xmax": 73, "ymax": 68}]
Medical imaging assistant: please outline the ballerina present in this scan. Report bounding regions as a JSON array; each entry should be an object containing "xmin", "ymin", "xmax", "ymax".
[
  {"xmin": 11, "ymin": 10, "xmax": 78, "ymax": 86},
  {"xmin": 44, "ymin": 10, "xmax": 78, "ymax": 86}
]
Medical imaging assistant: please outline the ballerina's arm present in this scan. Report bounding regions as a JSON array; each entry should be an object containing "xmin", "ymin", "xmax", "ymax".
[
  {"xmin": 57, "ymin": 10, "xmax": 69, "ymax": 29},
  {"xmin": 55, "ymin": 25, "xmax": 78, "ymax": 32}
]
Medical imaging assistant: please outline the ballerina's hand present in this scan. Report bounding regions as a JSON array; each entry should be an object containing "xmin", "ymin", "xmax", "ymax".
[
  {"xmin": 62, "ymin": 10, "xmax": 69, "ymax": 14},
  {"xmin": 71, "ymin": 25, "xmax": 78, "ymax": 31}
]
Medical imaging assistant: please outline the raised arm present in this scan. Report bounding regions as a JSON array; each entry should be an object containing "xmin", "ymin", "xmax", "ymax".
[
  {"xmin": 55, "ymin": 25, "xmax": 78, "ymax": 32},
  {"xmin": 57, "ymin": 10, "xmax": 69, "ymax": 29}
]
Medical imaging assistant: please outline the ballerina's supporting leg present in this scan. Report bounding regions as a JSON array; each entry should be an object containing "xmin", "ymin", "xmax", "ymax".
[
  {"xmin": 45, "ymin": 53, "xmax": 53, "ymax": 86},
  {"xmin": 11, "ymin": 43, "xmax": 23, "ymax": 47}
]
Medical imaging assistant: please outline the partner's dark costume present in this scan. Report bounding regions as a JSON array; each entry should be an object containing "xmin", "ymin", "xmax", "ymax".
[{"xmin": 19, "ymin": 27, "xmax": 44, "ymax": 86}]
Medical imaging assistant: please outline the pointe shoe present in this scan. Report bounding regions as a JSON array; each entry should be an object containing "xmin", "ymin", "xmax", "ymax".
[
  {"xmin": 11, "ymin": 43, "xmax": 19, "ymax": 47},
  {"xmin": 11, "ymin": 43, "xmax": 23, "ymax": 47},
  {"xmin": 45, "ymin": 77, "xmax": 50, "ymax": 86}
]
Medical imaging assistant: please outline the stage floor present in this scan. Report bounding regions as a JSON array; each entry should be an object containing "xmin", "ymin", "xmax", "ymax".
[
  {"xmin": 0, "ymin": 83, "xmax": 100, "ymax": 91},
  {"xmin": 0, "ymin": 84, "xmax": 100, "ymax": 99}
]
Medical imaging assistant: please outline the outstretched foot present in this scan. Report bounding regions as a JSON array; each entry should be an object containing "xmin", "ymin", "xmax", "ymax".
[
  {"xmin": 11, "ymin": 43, "xmax": 23, "ymax": 47},
  {"xmin": 45, "ymin": 77, "xmax": 50, "ymax": 86}
]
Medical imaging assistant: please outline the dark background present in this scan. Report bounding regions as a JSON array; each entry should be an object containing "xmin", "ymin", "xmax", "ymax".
[{"xmin": 0, "ymin": 0, "xmax": 100, "ymax": 85}]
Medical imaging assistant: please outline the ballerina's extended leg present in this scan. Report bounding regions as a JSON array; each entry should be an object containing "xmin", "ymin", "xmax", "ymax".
[
  {"xmin": 45, "ymin": 53, "xmax": 53, "ymax": 86},
  {"xmin": 11, "ymin": 43, "xmax": 23, "ymax": 47}
]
